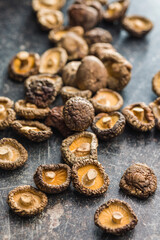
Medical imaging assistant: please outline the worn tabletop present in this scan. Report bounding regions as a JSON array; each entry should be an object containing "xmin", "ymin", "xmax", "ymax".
[{"xmin": 0, "ymin": 0, "xmax": 160, "ymax": 239}]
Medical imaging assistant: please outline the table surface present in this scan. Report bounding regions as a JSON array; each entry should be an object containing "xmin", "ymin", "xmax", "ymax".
[{"xmin": 0, "ymin": 0, "xmax": 160, "ymax": 240}]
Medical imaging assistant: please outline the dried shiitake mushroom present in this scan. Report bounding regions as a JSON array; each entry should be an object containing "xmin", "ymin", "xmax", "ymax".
[
  {"xmin": 0, "ymin": 97, "xmax": 14, "ymax": 109},
  {"xmin": 34, "ymin": 164, "xmax": 71, "ymax": 193},
  {"xmin": 122, "ymin": 15, "xmax": 153, "ymax": 38},
  {"xmin": 84, "ymin": 28, "xmax": 112, "ymax": 45},
  {"xmin": 7, "ymin": 185, "xmax": 48, "ymax": 217},
  {"xmin": 63, "ymin": 97, "xmax": 94, "ymax": 131},
  {"xmin": 58, "ymin": 32, "xmax": 88, "ymax": 60},
  {"xmin": 72, "ymin": 159, "xmax": 109, "ymax": 196},
  {"xmin": 76, "ymin": 56, "xmax": 108, "ymax": 93},
  {"xmin": 0, "ymin": 138, "xmax": 28, "ymax": 170},
  {"xmin": 122, "ymin": 102, "xmax": 155, "ymax": 131},
  {"xmin": 15, "ymin": 100, "xmax": 50, "ymax": 120},
  {"xmin": 45, "ymin": 106, "xmax": 73, "ymax": 138},
  {"xmin": 89, "ymin": 43, "xmax": 116, "ymax": 59},
  {"xmin": 32, "ymin": 0, "xmax": 66, "ymax": 11},
  {"xmin": 94, "ymin": 199, "xmax": 138, "ymax": 235},
  {"xmin": 103, "ymin": 0, "xmax": 130, "ymax": 22},
  {"xmin": 61, "ymin": 131, "xmax": 98, "ymax": 166},
  {"xmin": 62, "ymin": 61, "xmax": 81, "ymax": 87},
  {"xmin": 39, "ymin": 47, "xmax": 68, "ymax": 75},
  {"xmin": 37, "ymin": 9, "xmax": 64, "ymax": 31},
  {"xmin": 9, "ymin": 51, "xmax": 40, "ymax": 82},
  {"xmin": 120, "ymin": 163, "xmax": 157, "ymax": 199},
  {"xmin": 61, "ymin": 86, "xmax": 92, "ymax": 103},
  {"xmin": 77, "ymin": 0, "xmax": 108, "ymax": 5},
  {"xmin": 152, "ymin": 71, "xmax": 160, "ymax": 96},
  {"xmin": 149, "ymin": 97, "xmax": 160, "ymax": 130},
  {"xmin": 11, "ymin": 120, "xmax": 53, "ymax": 142},
  {"xmin": 91, "ymin": 112, "xmax": 125, "ymax": 140},
  {"xmin": 90, "ymin": 88, "xmax": 123, "ymax": 113}
]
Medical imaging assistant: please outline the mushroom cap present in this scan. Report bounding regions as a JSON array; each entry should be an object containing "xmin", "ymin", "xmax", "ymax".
[
  {"xmin": 32, "ymin": 0, "xmax": 66, "ymax": 12},
  {"xmin": 89, "ymin": 43, "xmax": 116, "ymax": 58},
  {"xmin": 61, "ymin": 86, "xmax": 92, "ymax": 103},
  {"xmin": 149, "ymin": 97, "xmax": 160, "ymax": 130},
  {"xmin": 62, "ymin": 61, "xmax": 81, "ymax": 87},
  {"xmin": 84, "ymin": 27, "xmax": 112, "ymax": 45},
  {"xmin": 152, "ymin": 71, "xmax": 160, "ymax": 96}
]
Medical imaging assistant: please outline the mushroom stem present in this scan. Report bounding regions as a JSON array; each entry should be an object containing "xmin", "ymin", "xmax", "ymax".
[
  {"xmin": 26, "ymin": 103, "xmax": 37, "ymax": 109},
  {"xmin": 0, "ymin": 105, "xmax": 5, "ymax": 116},
  {"xmin": 40, "ymin": 0, "xmax": 54, "ymax": 5},
  {"xmin": 132, "ymin": 107, "xmax": 144, "ymax": 121},
  {"xmin": 76, "ymin": 143, "xmax": 91, "ymax": 154},
  {"xmin": 45, "ymin": 171, "xmax": 56, "ymax": 179},
  {"xmin": 112, "ymin": 212, "xmax": 123, "ymax": 224},
  {"xmin": 47, "ymin": 58, "xmax": 54, "ymax": 67},
  {"xmin": 20, "ymin": 194, "xmax": 33, "ymax": 206},
  {"xmin": 82, "ymin": 169, "xmax": 97, "ymax": 187},
  {"xmin": 0, "ymin": 147, "xmax": 10, "ymax": 159},
  {"xmin": 17, "ymin": 51, "xmax": 29, "ymax": 61},
  {"xmin": 102, "ymin": 117, "xmax": 112, "ymax": 128},
  {"xmin": 134, "ymin": 19, "xmax": 144, "ymax": 29},
  {"xmin": 21, "ymin": 126, "xmax": 39, "ymax": 132}
]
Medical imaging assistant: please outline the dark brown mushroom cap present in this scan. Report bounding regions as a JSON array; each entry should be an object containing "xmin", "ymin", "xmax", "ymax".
[
  {"xmin": 90, "ymin": 88, "xmax": 123, "ymax": 113},
  {"xmin": 7, "ymin": 185, "xmax": 48, "ymax": 217},
  {"xmin": 32, "ymin": 0, "xmax": 66, "ymax": 11},
  {"xmin": 149, "ymin": 97, "xmax": 160, "ymax": 129},
  {"xmin": 11, "ymin": 120, "xmax": 53, "ymax": 142},
  {"xmin": 152, "ymin": 71, "xmax": 160, "ymax": 97},
  {"xmin": 61, "ymin": 86, "xmax": 92, "ymax": 103},
  {"xmin": 0, "ymin": 97, "xmax": 14, "ymax": 109},
  {"xmin": 45, "ymin": 106, "xmax": 74, "ymax": 138},
  {"xmin": 0, "ymin": 108, "xmax": 16, "ymax": 130},
  {"xmin": 0, "ymin": 138, "xmax": 28, "ymax": 170},
  {"xmin": 122, "ymin": 102, "xmax": 155, "ymax": 131},
  {"xmin": 84, "ymin": 28, "xmax": 112, "ymax": 45},
  {"xmin": 76, "ymin": 56, "xmax": 108, "ymax": 93},
  {"xmin": 61, "ymin": 131, "xmax": 98, "ymax": 166},
  {"xmin": 91, "ymin": 112, "xmax": 125, "ymax": 140},
  {"xmin": 34, "ymin": 164, "xmax": 71, "ymax": 194},
  {"xmin": 8, "ymin": 52, "xmax": 40, "ymax": 82},
  {"xmin": 94, "ymin": 199, "xmax": 138, "ymax": 235},
  {"xmin": 72, "ymin": 159, "xmax": 109, "ymax": 196},
  {"xmin": 119, "ymin": 163, "xmax": 157, "ymax": 199},
  {"xmin": 63, "ymin": 97, "xmax": 95, "ymax": 131},
  {"xmin": 89, "ymin": 43, "xmax": 116, "ymax": 58},
  {"xmin": 62, "ymin": 61, "xmax": 81, "ymax": 87},
  {"xmin": 122, "ymin": 15, "xmax": 153, "ymax": 38}
]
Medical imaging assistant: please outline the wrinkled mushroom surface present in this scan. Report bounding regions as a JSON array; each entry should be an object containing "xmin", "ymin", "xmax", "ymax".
[
  {"xmin": 149, "ymin": 97, "xmax": 160, "ymax": 130},
  {"xmin": 32, "ymin": 0, "xmax": 66, "ymax": 11},
  {"xmin": 0, "ymin": 97, "xmax": 14, "ymax": 109},
  {"xmin": 0, "ymin": 97, "xmax": 16, "ymax": 130},
  {"xmin": 152, "ymin": 71, "xmax": 160, "ymax": 97},
  {"xmin": 61, "ymin": 86, "xmax": 92, "ymax": 103},
  {"xmin": 62, "ymin": 61, "xmax": 81, "ymax": 87},
  {"xmin": 84, "ymin": 28, "xmax": 112, "ymax": 45}
]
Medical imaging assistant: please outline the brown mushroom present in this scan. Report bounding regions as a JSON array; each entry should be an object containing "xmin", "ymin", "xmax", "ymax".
[
  {"xmin": 0, "ymin": 97, "xmax": 14, "ymax": 109},
  {"xmin": 84, "ymin": 28, "xmax": 112, "ymax": 45},
  {"xmin": 62, "ymin": 61, "xmax": 81, "ymax": 87},
  {"xmin": 32, "ymin": 0, "xmax": 66, "ymax": 11},
  {"xmin": 89, "ymin": 43, "xmax": 116, "ymax": 59},
  {"xmin": 61, "ymin": 86, "xmax": 92, "ymax": 103},
  {"xmin": 152, "ymin": 71, "xmax": 160, "ymax": 96},
  {"xmin": 149, "ymin": 97, "xmax": 160, "ymax": 130}
]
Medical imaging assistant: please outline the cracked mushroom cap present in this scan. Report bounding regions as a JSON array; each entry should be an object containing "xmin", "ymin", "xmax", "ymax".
[
  {"xmin": 61, "ymin": 131, "xmax": 98, "ymax": 166},
  {"xmin": 94, "ymin": 199, "xmax": 138, "ymax": 235},
  {"xmin": 11, "ymin": 120, "xmax": 53, "ymax": 142},
  {"xmin": 63, "ymin": 97, "xmax": 95, "ymax": 131},
  {"xmin": 8, "ymin": 51, "xmax": 40, "ymax": 82},
  {"xmin": 62, "ymin": 61, "xmax": 81, "ymax": 87},
  {"xmin": 76, "ymin": 56, "xmax": 108, "ymax": 93},
  {"xmin": 72, "ymin": 159, "xmax": 109, "ymax": 196},
  {"xmin": 61, "ymin": 86, "xmax": 92, "ymax": 103},
  {"xmin": 32, "ymin": 0, "xmax": 66, "ymax": 11},
  {"xmin": 90, "ymin": 88, "xmax": 123, "ymax": 113},
  {"xmin": 122, "ymin": 15, "xmax": 153, "ymax": 38},
  {"xmin": 103, "ymin": 0, "xmax": 130, "ymax": 22},
  {"xmin": 7, "ymin": 185, "xmax": 48, "ymax": 217},
  {"xmin": 89, "ymin": 43, "xmax": 116, "ymax": 58},
  {"xmin": 152, "ymin": 71, "xmax": 160, "ymax": 97},
  {"xmin": 122, "ymin": 102, "xmax": 155, "ymax": 131},
  {"xmin": 91, "ymin": 112, "xmax": 126, "ymax": 140},
  {"xmin": 149, "ymin": 97, "xmax": 160, "ymax": 130},
  {"xmin": 84, "ymin": 28, "xmax": 112, "ymax": 45},
  {"xmin": 34, "ymin": 164, "xmax": 71, "ymax": 194},
  {"xmin": 0, "ymin": 138, "xmax": 28, "ymax": 170},
  {"xmin": 119, "ymin": 163, "xmax": 157, "ymax": 199},
  {"xmin": 39, "ymin": 47, "xmax": 68, "ymax": 75}
]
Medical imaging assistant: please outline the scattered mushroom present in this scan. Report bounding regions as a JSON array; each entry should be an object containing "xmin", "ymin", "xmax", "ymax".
[
  {"xmin": 0, "ymin": 96, "xmax": 14, "ymax": 109},
  {"xmin": 149, "ymin": 97, "xmax": 160, "ymax": 130},
  {"xmin": 152, "ymin": 71, "xmax": 160, "ymax": 96},
  {"xmin": 84, "ymin": 27, "xmax": 112, "ymax": 45},
  {"xmin": 62, "ymin": 61, "xmax": 81, "ymax": 87},
  {"xmin": 119, "ymin": 163, "xmax": 157, "ymax": 199},
  {"xmin": 32, "ymin": 0, "xmax": 66, "ymax": 11},
  {"xmin": 61, "ymin": 86, "xmax": 92, "ymax": 103},
  {"xmin": 89, "ymin": 43, "xmax": 116, "ymax": 58}
]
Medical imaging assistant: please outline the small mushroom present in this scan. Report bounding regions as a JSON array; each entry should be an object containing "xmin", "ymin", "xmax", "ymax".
[
  {"xmin": 119, "ymin": 163, "xmax": 157, "ymax": 199},
  {"xmin": 61, "ymin": 131, "xmax": 98, "ymax": 166},
  {"xmin": 7, "ymin": 185, "xmax": 48, "ymax": 217},
  {"xmin": 76, "ymin": 56, "xmax": 108, "ymax": 93},
  {"xmin": 149, "ymin": 97, "xmax": 160, "ymax": 130},
  {"xmin": 152, "ymin": 71, "xmax": 160, "ymax": 96},
  {"xmin": 32, "ymin": 0, "xmax": 66, "ymax": 11},
  {"xmin": 11, "ymin": 120, "xmax": 53, "ymax": 142},
  {"xmin": 90, "ymin": 88, "xmax": 123, "ymax": 113},
  {"xmin": 34, "ymin": 164, "xmax": 71, "ymax": 193},
  {"xmin": 39, "ymin": 47, "xmax": 68, "ymax": 75},
  {"xmin": 91, "ymin": 112, "xmax": 126, "ymax": 140},
  {"xmin": 61, "ymin": 86, "xmax": 92, "ymax": 103},
  {"xmin": 122, "ymin": 15, "xmax": 153, "ymax": 37},
  {"xmin": 0, "ymin": 138, "xmax": 28, "ymax": 170},
  {"xmin": 122, "ymin": 102, "xmax": 155, "ymax": 131},
  {"xmin": 89, "ymin": 43, "xmax": 116, "ymax": 59},
  {"xmin": 63, "ymin": 97, "xmax": 95, "ymax": 131},
  {"xmin": 94, "ymin": 199, "xmax": 138, "ymax": 235},
  {"xmin": 8, "ymin": 51, "xmax": 40, "ymax": 82},
  {"xmin": 84, "ymin": 27, "xmax": 112, "ymax": 45},
  {"xmin": 62, "ymin": 61, "xmax": 81, "ymax": 87},
  {"xmin": 72, "ymin": 159, "xmax": 109, "ymax": 196}
]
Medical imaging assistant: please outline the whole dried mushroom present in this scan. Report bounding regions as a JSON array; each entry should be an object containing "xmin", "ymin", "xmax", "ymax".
[
  {"xmin": 0, "ymin": 138, "xmax": 28, "ymax": 170},
  {"xmin": 72, "ymin": 160, "xmax": 109, "ymax": 196},
  {"xmin": 152, "ymin": 71, "xmax": 160, "ymax": 96},
  {"xmin": 84, "ymin": 28, "xmax": 112, "ymax": 45},
  {"xmin": 37, "ymin": 9, "xmax": 63, "ymax": 31},
  {"xmin": 90, "ymin": 88, "xmax": 123, "ymax": 113},
  {"xmin": 149, "ymin": 97, "xmax": 160, "ymax": 130},
  {"xmin": 0, "ymin": 97, "xmax": 16, "ymax": 130},
  {"xmin": 103, "ymin": 0, "xmax": 130, "ymax": 22},
  {"xmin": 122, "ymin": 102, "xmax": 155, "ymax": 131},
  {"xmin": 39, "ymin": 47, "xmax": 68, "ymax": 75},
  {"xmin": 63, "ymin": 97, "xmax": 94, "ymax": 131},
  {"xmin": 45, "ymin": 106, "xmax": 73, "ymax": 138},
  {"xmin": 11, "ymin": 120, "xmax": 53, "ymax": 142},
  {"xmin": 7, "ymin": 185, "xmax": 48, "ymax": 217},
  {"xmin": 61, "ymin": 86, "xmax": 92, "ymax": 103},
  {"xmin": 119, "ymin": 163, "xmax": 157, "ymax": 199},
  {"xmin": 34, "ymin": 164, "xmax": 71, "ymax": 193},
  {"xmin": 58, "ymin": 32, "xmax": 88, "ymax": 60},
  {"xmin": 94, "ymin": 199, "xmax": 138, "ymax": 235},
  {"xmin": 122, "ymin": 15, "xmax": 153, "ymax": 38},
  {"xmin": 61, "ymin": 131, "xmax": 98, "ymax": 166},
  {"xmin": 62, "ymin": 61, "xmax": 81, "ymax": 87},
  {"xmin": 91, "ymin": 112, "xmax": 125, "ymax": 140},
  {"xmin": 9, "ymin": 51, "xmax": 40, "ymax": 82},
  {"xmin": 89, "ymin": 43, "xmax": 116, "ymax": 59},
  {"xmin": 76, "ymin": 56, "xmax": 108, "ymax": 93},
  {"xmin": 32, "ymin": 0, "xmax": 66, "ymax": 11}
]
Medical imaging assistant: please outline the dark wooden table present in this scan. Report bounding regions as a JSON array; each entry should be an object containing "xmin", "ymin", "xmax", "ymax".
[{"xmin": 0, "ymin": 0, "xmax": 160, "ymax": 239}]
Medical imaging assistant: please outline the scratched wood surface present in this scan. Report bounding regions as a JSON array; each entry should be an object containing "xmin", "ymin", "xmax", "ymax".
[{"xmin": 0, "ymin": 0, "xmax": 160, "ymax": 239}]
